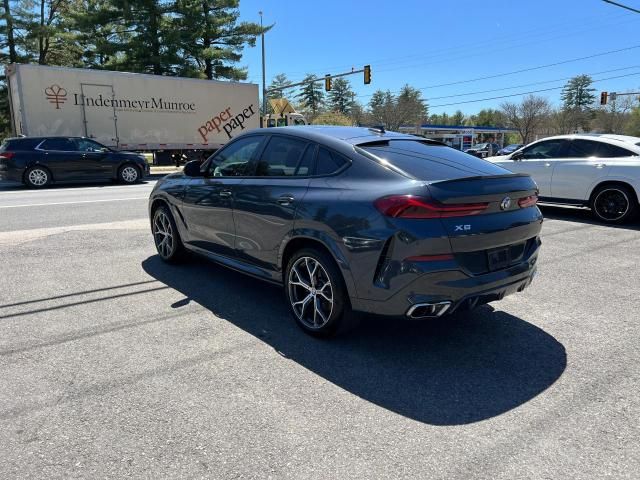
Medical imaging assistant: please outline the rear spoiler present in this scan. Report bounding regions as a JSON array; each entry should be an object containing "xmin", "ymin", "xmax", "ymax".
[{"xmin": 428, "ymin": 173, "xmax": 532, "ymax": 185}]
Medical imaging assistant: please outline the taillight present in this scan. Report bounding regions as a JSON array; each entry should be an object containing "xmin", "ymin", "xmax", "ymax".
[
  {"xmin": 374, "ymin": 195, "xmax": 488, "ymax": 219},
  {"xmin": 518, "ymin": 195, "xmax": 538, "ymax": 208},
  {"xmin": 0, "ymin": 152, "xmax": 15, "ymax": 160}
]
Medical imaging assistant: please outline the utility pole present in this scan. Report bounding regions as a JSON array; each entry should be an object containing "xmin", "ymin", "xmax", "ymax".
[{"xmin": 259, "ymin": 11, "xmax": 267, "ymax": 115}]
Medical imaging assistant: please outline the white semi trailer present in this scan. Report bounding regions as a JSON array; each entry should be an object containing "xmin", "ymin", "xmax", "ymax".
[{"xmin": 5, "ymin": 64, "xmax": 261, "ymax": 155}]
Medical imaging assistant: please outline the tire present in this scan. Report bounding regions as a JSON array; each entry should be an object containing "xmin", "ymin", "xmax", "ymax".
[
  {"xmin": 590, "ymin": 184, "xmax": 638, "ymax": 224},
  {"xmin": 152, "ymin": 205, "xmax": 185, "ymax": 263},
  {"xmin": 24, "ymin": 165, "xmax": 51, "ymax": 188},
  {"xmin": 284, "ymin": 247, "xmax": 350, "ymax": 337},
  {"xmin": 118, "ymin": 163, "xmax": 140, "ymax": 184}
]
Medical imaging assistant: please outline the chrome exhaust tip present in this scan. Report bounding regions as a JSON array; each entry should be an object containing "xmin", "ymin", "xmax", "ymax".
[{"xmin": 406, "ymin": 301, "xmax": 452, "ymax": 319}]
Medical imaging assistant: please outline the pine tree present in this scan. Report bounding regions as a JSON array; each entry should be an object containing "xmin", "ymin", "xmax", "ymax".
[
  {"xmin": 267, "ymin": 73, "xmax": 291, "ymax": 99},
  {"xmin": 328, "ymin": 78, "xmax": 354, "ymax": 115},
  {"xmin": 296, "ymin": 74, "xmax": 324, "ymax": 116},
  {"xmin": 175, "ymin": 0, "xmax": 266, "ymax": 80},
  {"xmin": 561, "ymin": 75, "xmax": 596, "ymax": 111}
]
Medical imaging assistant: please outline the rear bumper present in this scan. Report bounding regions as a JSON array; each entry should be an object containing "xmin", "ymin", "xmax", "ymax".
[
  {"xmin": 351, "ymin": 238, "xmax": 540, "ymax": 317},
  {"xmin": 0, "ymin": 166, "xmax": 24, "ymax": 183}
]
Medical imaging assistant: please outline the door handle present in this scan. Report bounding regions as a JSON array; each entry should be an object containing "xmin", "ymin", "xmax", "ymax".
[
  {"xmin": 219, "ymin": 190, "xmax": 232, "ymax": 198},
  {"xmin": 277, "ymin": 195, "xmax": 295, "ymax": 206},
  {"xmin": 544, "ymin": 162, "xmax": 551, "ymax": 167},
  {"xmin": 595, "ymin": 163, "xmax": 606, "ymax": 169}
]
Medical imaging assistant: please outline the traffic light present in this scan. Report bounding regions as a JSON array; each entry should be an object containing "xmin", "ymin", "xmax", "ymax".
[
  {"xmin": 325, "ymin": 74, "xmax": 331, "ymax": 91},
  {"xmin": 600, "ymin": 91, "xmax": 608, "ymax": 105},
  {"xmin": 364, "ymin": 65, "xmax": 371, "ymax": 84}
]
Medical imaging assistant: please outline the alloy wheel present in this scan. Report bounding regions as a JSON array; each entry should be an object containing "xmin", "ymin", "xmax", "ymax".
[
  {"xmin": 153, "ymin": 210, "xmax": 175, "ymax": 258},
  {"xmin": 121, "ymin": 166, "xmax": 138, "ymax": 183},
  {"xmin": 28, "ymin": 168, "xmax": 48, "ymax": 186},
  {"xmin": 594, "ymin": 188, "xmax": 629, "ymax": 222},
  {"xmin": 288, "ymin": 256, "xmax": 334, "ymax": 329}
]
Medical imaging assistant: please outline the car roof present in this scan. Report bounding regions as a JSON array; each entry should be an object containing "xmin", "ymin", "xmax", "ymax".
[
  {"xmin": 257, "ymin": 126, "xmax": 421, "ymax": 146},
  {"xmin": 4, "ymin": 136, "xmax": 90, "ymax": 142},
  {"xmin": 530, "ymin": 133, "xmax": 640, "ymax": 150}
]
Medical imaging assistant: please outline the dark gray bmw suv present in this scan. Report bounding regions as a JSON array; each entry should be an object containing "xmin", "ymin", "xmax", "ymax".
[{"xmin": 149, "ymin": 126, "xmax": 542, "ymax": 336}]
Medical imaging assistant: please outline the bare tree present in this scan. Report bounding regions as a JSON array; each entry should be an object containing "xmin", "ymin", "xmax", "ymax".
[
  {"xmin": 501, "ymin": 95, "xmax": 551, "ymax": 144},
  {"xmin": 592, "ymin": 94, "xmax": 636, "ymax": 133}
]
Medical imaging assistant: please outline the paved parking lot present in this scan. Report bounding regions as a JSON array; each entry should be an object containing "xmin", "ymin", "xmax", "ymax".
[{"xmin": 0, "ymin": 182, "xmax": 638, "ymax": 479}]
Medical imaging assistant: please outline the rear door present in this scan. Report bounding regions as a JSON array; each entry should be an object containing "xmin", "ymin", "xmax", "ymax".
[
  {"xmin": 80, "ymin": 84, "xmax": 119, "ymax": 147},
  {"xmin": 181, "ymin": 134, "xmax": 266, "ymax": 257},
  {"xmin": 36, "ymin": 138, "xmax": 84, "ymax": 181},
  {"xmin": 233, "ymin": 134, "xmax": 316, "ymax": 270},
  {"xmin": 497, "ymin": 139, "xmax": 569, "ymax": 196},
  {"xmin": 550, "ymin": 139, "xmax": 633, "ymax": 201}
]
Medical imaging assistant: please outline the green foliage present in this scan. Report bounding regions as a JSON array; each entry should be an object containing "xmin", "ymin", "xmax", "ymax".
[
  {"xmin": 368, "ymin": 85, "xmax": 426, "ymax": 130},
  {"xmin": 312, "ymin": 111, "xmax": 352, "ymax": 126},
  {"xmin": 561, "ymin": 75, "xmax": 596, "ymax": 112},
  {"xmin": 328, "ymin": 78, "xmax": 354, "ymax": 115},
  {"xmin": 466, "ymin": 108, "xmax": 505, "ymax": 127},
  {"xmin": 296, "ymin": 74, "xmax": 324, "ymax": 116},
  {"xmin": 625, "ymin": 107, "xmax": 640, "ymax": 137}
]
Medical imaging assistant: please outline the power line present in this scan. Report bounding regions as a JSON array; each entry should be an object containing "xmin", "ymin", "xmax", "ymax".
[
  {"xmin": 427, "ymin": 71, "xmax": 640, "ymax": 108},
  {"xmin": 425, "ymin": 66, "xmax": 640, "ymax": 101},
  {"xmin": 251, "ymin": 10, "xmax": 634, "ymax": 82},
  {"xmin": 355, "ymin": 44, "xmax": 640, "ymax": 100},
  {"xmin": 602, "ymin": 0, "xmax": 640, "ymax": 14}
]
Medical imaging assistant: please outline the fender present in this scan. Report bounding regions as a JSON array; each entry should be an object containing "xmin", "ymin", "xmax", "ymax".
[{"xmin": 278, "ymin": 229, "xmax": 359, "ymax": 300}]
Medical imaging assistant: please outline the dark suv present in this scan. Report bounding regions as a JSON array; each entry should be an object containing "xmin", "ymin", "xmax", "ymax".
[
  {"xmin": 0, "ymin": 136, "xmax": 149, "ymax": 187},
  {"xmin": 149, "ymin": 126, "xmax": 542, "ymax": 337}
]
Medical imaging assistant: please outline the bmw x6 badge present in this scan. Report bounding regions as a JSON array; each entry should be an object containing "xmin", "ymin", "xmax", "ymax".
[{"xmin": 500, "ymin": 196, "xmax": 512, "ymax": 210}]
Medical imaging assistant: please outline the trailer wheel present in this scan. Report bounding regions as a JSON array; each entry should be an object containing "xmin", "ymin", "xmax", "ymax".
[{"xmin": 118, "ymin": 164, "xmax": 140, "ymax": 184}]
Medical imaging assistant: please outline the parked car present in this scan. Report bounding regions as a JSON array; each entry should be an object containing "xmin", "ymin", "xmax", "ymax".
[
  {"xmin": 149, "ymin": 126, "xmax": 542, "ymax": 337},
  {"xmin": 497, "ymin": 143, "xmax": 524, "ymax": 156},
  {"xmin": 0, "ymin": 136, "xmax": 149, "ymax": 188},
  {"xmin": 464, "ymin": 142, "xmax": 501, "ymax": 158},
  {"xmin": 490, "ymin": 134, "xmax": 640, "ymax": 224}
]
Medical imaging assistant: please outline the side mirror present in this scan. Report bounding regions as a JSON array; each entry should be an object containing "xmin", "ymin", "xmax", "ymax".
[
  {"xmin": 511, "ymin": 151, "xmax": 524, "ymax": 161},
  {"xmin": 183, "ymin": 159, "xmax": 204, "ymax": 177}
]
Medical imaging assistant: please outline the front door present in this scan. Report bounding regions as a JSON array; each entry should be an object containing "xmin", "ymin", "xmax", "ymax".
[
  {"xmin": 180, "ymin": 134, "xmax": 266, "ymax": 257},
  {"xmin": 233, "ymin": 135, "xmax": 315, "ymax": 270},
  {"xmin": 80, "ymin": 84, "xmax": 119, "ymax": 147},
  {"xmin": 73, "ymin": 138, "xmax": 113, "ymax": 179}
]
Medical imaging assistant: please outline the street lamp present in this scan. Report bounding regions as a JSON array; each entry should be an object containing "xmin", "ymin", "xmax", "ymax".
[{"xmin": 259, "ymin": 11, "xmax": 266, "ymax": 115}]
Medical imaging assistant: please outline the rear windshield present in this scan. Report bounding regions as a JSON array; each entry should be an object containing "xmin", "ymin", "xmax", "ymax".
[{"xmin": 359, "ymin": 140, "xmax": 510, "ymax": 181}]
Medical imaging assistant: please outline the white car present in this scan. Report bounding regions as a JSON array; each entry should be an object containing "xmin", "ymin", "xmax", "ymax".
[{"xmin": 490, "ymin": 134, "xmax": 640, "ymax": 223}]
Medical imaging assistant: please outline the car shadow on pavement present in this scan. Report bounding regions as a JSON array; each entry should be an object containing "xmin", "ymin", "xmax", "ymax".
[
  {"xmin": 142, "ymin": 255, "xmax": 567, "ymax": 426},
  {"xmin": 539, "ymin": 205, "xmax": 640, "ymax": 231}
]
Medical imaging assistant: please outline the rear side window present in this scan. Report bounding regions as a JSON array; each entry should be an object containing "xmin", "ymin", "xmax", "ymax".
[
  {"xmin": 596, "ymin": 142, "xmax": 636, "ymax": 158},
  {"xmin": 359, "ymin": 140, "xmax": 508, "ymax": 180},
  {"xmin": 566, "ymin": 140, "xmax": 600, "ymax": 158},
  {"xmin": 255, "ymin": 136, "xmax": 308, "ymax": 177},
  {"xmin": 39, "ymin": 138, "xmax": 76, "ymax": 151},
  {"xmin": 2, "ymin": 138, "xmax": 40, "ymax": 151},
  {"xmin": 315, "ymin": 147, "xmax": 349, "ymax": 176}
]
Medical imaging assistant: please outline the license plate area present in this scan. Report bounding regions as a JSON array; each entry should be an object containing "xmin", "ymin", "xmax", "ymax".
[{"xmin": 487, "ymin": 246, "xmax": 510, "ymax": 271}]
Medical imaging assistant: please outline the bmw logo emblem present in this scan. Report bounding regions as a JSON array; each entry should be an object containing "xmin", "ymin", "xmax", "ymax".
[{"xmin": 500, "ymin": 196, "xmax": 512, "ymax": 210}]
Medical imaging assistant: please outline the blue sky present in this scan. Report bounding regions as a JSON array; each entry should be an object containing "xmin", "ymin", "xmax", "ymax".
[{"xmin": 238, "ymin": 0, "xmax": 640, "ymax": 115}]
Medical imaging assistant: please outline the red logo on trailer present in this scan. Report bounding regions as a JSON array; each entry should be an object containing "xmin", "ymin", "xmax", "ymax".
[{"xmin": 44, "ymin": 84, "xmax": 68, "ymax": 109}]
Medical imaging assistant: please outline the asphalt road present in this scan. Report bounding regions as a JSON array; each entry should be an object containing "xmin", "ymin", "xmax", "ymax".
[{"xmin": 0, "ymin": 180, "xmax": 638, "ymax": 479}]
